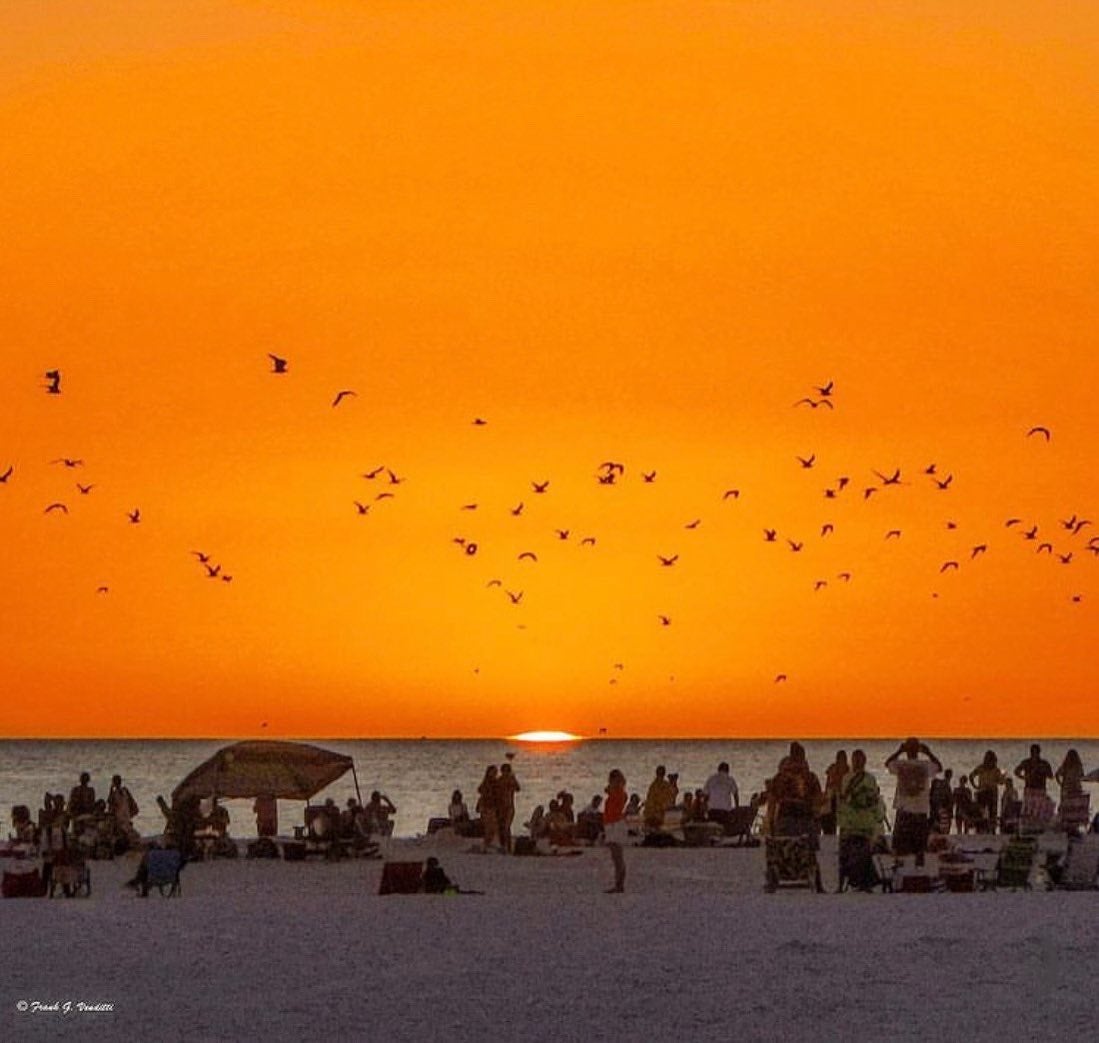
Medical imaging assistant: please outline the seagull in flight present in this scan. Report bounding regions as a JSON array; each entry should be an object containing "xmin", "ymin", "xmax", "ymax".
[
  {"xmin": 76, "ymin": 483, "xmax": 95, "ymax": 495},
  {"xmin": 204, "ymin": 563, "xmax": 222, "ymax": 578},
  {"xmin": 0, "ymin": 465, "xmax": 12, "ymax": 483},
  {"xmin": 934, "ymin": 475, "xmax": 953, "ymax": 490},
  {"xmin": 940, "ymin": 561, "xmax": 959, "ymax": 573},
  {"xmin": 1026, "ymin": 426, "xmax": 1051, "ymax": 441},
  {"xmin": 722, "ymin": 489, "xmax": 740, "ymax": 500},
  {"xmin": 642, "ymin": 471, "xmax": 657, "ymax": 483},
  {"xmin": 970, "ymin": 544, "xmax": 987, "ymax": 558},
  {"xmin": 555, "ymin": 529, "xmax": 570, "ymax": 540},
  {"xmin": 763, "ymin": 529, "xmax": 777, "ymax": 542},
  {"xmin": 874, "ymin": 468, "xmax": 902, "ymax": 486},
  {"xmin": 774, "ymin": 674, "xmax": 787, "ymax": 684},
  {"xmin": 510, "ymin": 502, "xmax": 524, "ymax": 516},
  {"xmin": 787, "ymin": 540, "xmax": 804, "ymax": 552},
  {"xmin": 96, "ymin": 586, "xmax": 109, "ymax": 594},
  {"xmin": 821, "ymin": 523, "xmax": 834, "ymax": 537},
  {"xmin": 506, "ymin": 590, "xmax": 524, "ymax": 605},
  {"xmin": 885, "ymin": 529, "xmax": 902, "ymax": 540},
  {"xmin": 127, "ymin": 509, "xmax": 141, "ymax": 524},
  {"xmin": 796, "ymin": 454, "xmax": 816, "ymax": 469},
  {"xmin": 684, "ymin": 519, "xmax": 701, "ymax": 530},
  {"xmin": 51, "ymin": 458, "xmax": 83, "ymax": 468},
  {"xmin": 794, "ymin": 398, "xmax": 833, "ymax": 410},
  {"xmin": 268, "ymin": 354, "xmax": 288, "ymax": 374},
  {"xmin": 44, "ymin": 370, "xmax": 62, "ymax": 394},
  {"xmin": 472, "ymin": 417, "xmax": 488, "ymax": 426},
  {"xmin": 191, "ymin": 551, "xmax": 212, "ymax": 563},
  {"xmin": 531, "ymin": 480, "xmax": 550, "ymax": 494},
  {"xmin": 331, "ymin": 390, "xmax": 357, "ymax": 408},
  {"xmin": 518, "ymin": 552, "xmax": 538, "ymax": 562},
  {"xmin": 44, "ymin": 502, "xmax": 68, "ymax": 514},
  {"xmin": 814, "ymin": 380, "xmax": 834, "ymax": 397},
  {"xmin": 658, "ymin": 554, "xmax": 679, "ymax": 566},
  {"xmin": 580, "ymin": 536, "xmax": 597, "ymax": 547},
  {"xmin": 353, "ymin": 501, "xmax": 370, "ymax": 515},
  {"xmin": 658, "ymin": 615, "xmax": 671, "ymax": 626},
  {"xmin": 362, "ymin": 466, "xmax": 385, "ymax": 479}
]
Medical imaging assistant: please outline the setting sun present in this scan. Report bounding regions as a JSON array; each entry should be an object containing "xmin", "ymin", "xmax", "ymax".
[{"xmin": 511, "ymin": 732, "xmax": 583, "ymax": 744}]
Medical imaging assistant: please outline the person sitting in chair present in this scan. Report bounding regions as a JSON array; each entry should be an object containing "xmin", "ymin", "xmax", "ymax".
[{"xmin": 423, "ymin": 856, "xmax": 456, "ymax": 894}]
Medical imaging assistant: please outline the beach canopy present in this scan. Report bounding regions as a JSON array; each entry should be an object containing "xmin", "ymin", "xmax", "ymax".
[{"xmin": 171, "ymin": 741, "xmax": 358, "ymax": 803}]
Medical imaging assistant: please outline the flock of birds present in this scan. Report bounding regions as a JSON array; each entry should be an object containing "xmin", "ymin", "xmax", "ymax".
[{"xmin": 4, "ymin": 359, "xmax": 1094, "ymax": 694}]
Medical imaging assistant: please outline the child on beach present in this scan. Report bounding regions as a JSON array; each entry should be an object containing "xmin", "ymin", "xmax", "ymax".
[{"xmin": 603, "ymin": 769, "xmax": 628, "ymax": 893}]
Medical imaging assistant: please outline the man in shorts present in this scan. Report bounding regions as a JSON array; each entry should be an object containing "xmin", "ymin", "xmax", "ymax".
[{"xmin": 885, "ymin": 737, "xmax": 943, "ymax": 864}]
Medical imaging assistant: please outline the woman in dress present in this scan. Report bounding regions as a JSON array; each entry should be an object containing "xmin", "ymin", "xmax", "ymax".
[
  {"xmin": 476, "ymin": 765, "xmax": 500, "ymax": 851},
  {"xmin": 1055, "ymin": 749, "xmax": 1090, "ymax": 833}
]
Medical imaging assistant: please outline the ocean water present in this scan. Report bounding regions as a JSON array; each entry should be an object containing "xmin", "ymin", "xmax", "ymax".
[{"xmin": 2, "ymin": 738, "xmax": 1098, "ymax": 841}]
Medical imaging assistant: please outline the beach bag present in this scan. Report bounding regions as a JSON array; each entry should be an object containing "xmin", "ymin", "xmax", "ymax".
[{"xmin": 3, "ymin": 867, "xmax": 46, "ymax": 898}]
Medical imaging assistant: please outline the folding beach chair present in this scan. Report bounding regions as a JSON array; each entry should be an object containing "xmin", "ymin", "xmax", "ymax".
[
  {"xmin": 142, "ymin": 849, "xmax": 184, "ymax": 897},
  {"xmin": 1055, "ymin": 834, "xmax": 1099, "ymax": 891},
  {"xmin": 721, "ymin": 802, "xmax": 760, "ymax": 846},
  {"xmin": 49, "ymin": 849, "xmax": 91, "ymax": 898},
  {"xmin": 764, "ymin": 835, "xmax": 823, "ymax": 892},
  {"xmin": 981, "ymin": 835, "xmax": 1039, "ymax": 890},
  {"xmin": 378, "ymin": 861, "xmax": 423, "ymax": 895}
]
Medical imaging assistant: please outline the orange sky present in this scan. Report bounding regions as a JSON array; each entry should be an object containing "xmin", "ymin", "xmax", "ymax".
[{"xmin": 2, "ymin": 1, "xmax": 1097, "ymax": 738}]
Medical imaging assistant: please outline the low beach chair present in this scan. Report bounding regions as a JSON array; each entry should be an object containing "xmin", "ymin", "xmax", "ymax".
[
  {"xmin": 722, "ymin": 802, "xmax": 760, "ymax": 846},
  {"xmin": 981, "ymin": 835, "xmax": 1039, "ymax": 890},
  {"xmin": 49, "ymin": 849, "xmax": 91, "ymax": 898},
  {"xmin": 1055, "ymin": 834, "xmax": 1099, "ymax": 891},
  {"xmin": 143, "ymin": 849, "xmax": 184, "ymax": 897},
  {"xmin": 764, "ymin": 835, "xmax": 823, "ymax": 892},
  {"xmin": 378, "ymin": 860, "xmax": 423, "ymax": 895}
]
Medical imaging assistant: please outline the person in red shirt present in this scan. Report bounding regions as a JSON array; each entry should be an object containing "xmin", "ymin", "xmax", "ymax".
[{"xmin": 603, "ymin": 769, "xmax": 628, "ymax": 893}]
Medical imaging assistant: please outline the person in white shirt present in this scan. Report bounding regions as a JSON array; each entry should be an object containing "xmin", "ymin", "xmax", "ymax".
[
  {"xmin": 885, "ymin": 737, "xmax": 942, "ymax": 862},
  {"xmin": 702, "ymin": 762, "xmax": 740, "ymax": 832}
]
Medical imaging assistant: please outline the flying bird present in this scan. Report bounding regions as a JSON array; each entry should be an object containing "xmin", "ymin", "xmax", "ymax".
[
  {"xmin": 76, "ymin": 483, "xmax": 94, "ymax": 494},
  {"xmin": 460, "ymin": 503, "xmax": 478, "ymax": 511},
  {"xmin": 1058, "ymin": 552, "xmax": 1073, "ymax": 565},
  {"xmin": 204, "ymin": 563, "xmax": 221, "ymax": 578},
  {"xmin": 940, "ymin": 561, "xmax": 959, "ymax": 573},
  {"xmin": 374, "ymin": 492, "xmax": 394, "ymax": 501},
  {"xmin": 657, "ymin": 615, "xmax": 671, "ymax": 626},
  {"xmin": 331, "ymin": 390, "xmax": 357, "ymax": 408},
  {"xmin": 813, "ymin": 580, "xmax": 828, "ymax": 591},
  {"xmin": 362, "ymin": 466, "xmax": 385, "ymax": 479},
  {"xmin": 863, "ymin": 487, "xmax": 877, "ymax": 500},
  {"xmin": 191, "ymin": 551, "xmax": 212, "ymax": 563},
  {"xmin": 1026, "ymin": 426, "xmax": 1051, "ymax": 441},
  {"xmin": 874, "ymin": 468, "xmax": 902, "ymax": 486},
  {"xmin": 44, "ymin": 503, "xmax": 67, "ymax": 514},
  {"xmin": 1037, "ymin": 543, "xmax": 1053, "ymax": 554},
  {"xmin": 885, "ymin": 529, "xmax": 902, "ymax": 540},
  {"xmin": 580, "ymin": 537, "xmax": 597, "ymax": 546},
  {"xmin": 814, "ymin": 381, "xmax": 834, "ymax": 397},
  {"xmin": 599, "ymin": 461, "xmax": 626, "ymax": 475},
  {"xmin": 763, "ymin": 529, "xmax": 777, "ymax": 542},
  {"xmin": 684, "ymin": 519, "xmax": 701, "ymax": 530},
  {"xmin": 353, "ymin": 501, "xmax": 369, "ymax": 515},
  {"xmin": 722, "ymin": 489, "xmax": 740, "ymax": 500},
  {"xmin": 642, "ymin": 471, "xmax": 657, "ymax": 483},
  {"xmin": 1004, "ymin": 518, "xmax": 1021, "ymax": 528},
  {"xmin": 821, "ymin": 523, "xmax": 834, "ymax": 537},
  {"xmin": 796, "ymin": 454, "xmax": 816, "ymax": 469},
  {"xmin": 934, "ymin": 475, "xmax": 953, "ymax": 490},
  {"xmin": 657, "ymin": 554, "xmax": 678, "ymax": 566},
  {"xmin": 386, "ymin": 469, "xmax": 405, "ymax": 485},
  {"xmin": 774, "ymin": 674, "xmax": 787, "ymax": 684},
  {"xmin": 51, "ymin": 458, "xmax": 83, "ymax": 468},
  {"xmin": 518, "ymin": 552, "xmax": 538, "ymax": 562},
  {"xmin": 794, "ymin": 398, "xmax": 833, "ymax": 409},
  {"xmin": 96, "ymin": 586, "xmax": 109, "ymax": 594},
  {"xmin": 823, "ymin": 488, "xmax": 837, "ymax": 499},
  {"xmin": 486, "ymin": 579, "xmax": 503, "ymax": 588},
  {"xmin": 506, "ymin": 590, "xmax": 524, "ymax": 605},
  {"xmin": 531, "ymin": 481, "xmax": 550, "ymax": 494},
  {"xmin": 970, "ymin": 544, "xmax": 987, "ymax": 558},
  {"xmin": 836, "ymin": 476, "xmax": 850, "ymax": 490},
  {"xmin": 0, "ymin": 465, "xmax": 12, "ymax": 483},
  {"xmin": 836, "ymin": 572, "xmax": 852, "ymax": 582},
  {"xmin": 44, "ymin": 369, "xmax": 62, "ymax": 394},
  {"xmin": 221, "ymin": 574, "xmax": 234, "ymax": 583},
  {"xmin": 787, "ymin": 540, "xmax": 804, "ymax": 552},
  {"xmin": 472, "ymin": 418, "xmax": 488, "ymax": 426},
  {"xmin": 267, "ymin": 354, "xmax": 288, "ymax": 374},
  {"xmin": 555, "ymin": 529, "xmax": 570, "ymax": 540},
  {"xmin": 1023, "ymin": 525, "xmax": 1039, "ymax": 540},
  {"xmin": 127, "ymin": 509, "xmax": 141, "ymax": 524},
  {"xmin": 510, "ymin": 503, "xmax": 524, "ymax": 516}
]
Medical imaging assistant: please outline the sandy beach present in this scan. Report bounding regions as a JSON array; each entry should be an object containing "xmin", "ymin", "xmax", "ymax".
[{"xmin": 5, "ymin": 833, "xmax": 1098, "ymax": 1042}]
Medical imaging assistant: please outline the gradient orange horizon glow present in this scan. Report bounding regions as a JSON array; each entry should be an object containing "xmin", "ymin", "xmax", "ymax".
[{"xmin": 2, "ymin": 2, "xmax": 1097, "ymax": 739}]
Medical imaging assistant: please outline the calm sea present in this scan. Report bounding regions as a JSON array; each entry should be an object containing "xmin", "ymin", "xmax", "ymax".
[{"xmin": 3, "ymin": 739, "xmax": 1098, "ymax": 840}]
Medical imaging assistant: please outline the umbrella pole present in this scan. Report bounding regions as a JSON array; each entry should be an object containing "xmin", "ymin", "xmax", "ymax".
[{"xmin": 351, "ymin": 762, "xmax": 363, "ymax": 805}]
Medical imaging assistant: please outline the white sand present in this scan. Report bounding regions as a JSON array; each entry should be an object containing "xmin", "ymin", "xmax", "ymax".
[{"xmin": 4, "ymin": 834, "xmax": 1098, "ymax": 1041}]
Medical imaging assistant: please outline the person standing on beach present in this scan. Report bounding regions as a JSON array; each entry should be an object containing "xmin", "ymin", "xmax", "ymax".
[
  {"xmin": 968, "ymin": 751, "xmax": 1005, "ymax": 833},
  {"xmin": 836, "ymin": 749, "xmax": 882, "ymax": 891},
  {"xmin": 702, "ymin": 762, "xmax": 740, "ymax": 833},
  {"xmin": 68, "ymin": 772, "xmax": 96, "ymax": 827},
  {"xmin": 1055, "ymin": 749, "xmax": 1089, "ymax": 832},
  {"xmin": 884, "ymin": 738, "xmax": 942, "ymax": 862},
  {"xmin": 476, "ymin": 765, "xmax": 500, "ymax": 851},
  {"xmin": 1014, "ymin": 744, "xmax": 1054, "ymax": 829},
  {"xmin": 643, "ymin": 765, "xmax": 675, "ymax": 831},
  {"xmin": 496, "ymin": 762, "xmax": 520, "ymax": 853},
  {"xmin": 821, "ymin": 751, "xmax": 849, "ymax": 836},
  {"xmin": 603, "ymin": 769, "xmax": 628, "ymax": 893},
  {"xmin": 107, "ymin": 774, "xmax": 139, "ymax": 846}
]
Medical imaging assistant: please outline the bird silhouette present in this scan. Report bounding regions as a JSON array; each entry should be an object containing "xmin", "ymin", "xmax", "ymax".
[
  {"xmin": 510, "ymin": 503, "xmax": 524, "ymax": 516},
  {"xmin": 774, "ymin": 674, "xmax": 787, "ymax": 684},
  {"xmin": 0, "ymin": 465, "xmax": 12, "ymax": 483},
  {"xmin": 44, "ymin": 503, "xmax": 68, "ymax": 514},
  {"xmin": 76, "ymin": 483, "xmax": 94, "ymax": 494},
  {"xmin": 924, "ymin": 464, "xmax": 937, "ymax": 475},
  {"xmin": 486, "ymin": 579, "xmax": 503, "ymax": 588},
  {"xmin": 814, "ymin": 381, "xmax": 834, "ymax": 397},
  {"xmin": 597, "ymin": 473, "xmax": 617, "ymax": 486},
  {"xmin": 1037, "ymin": 543, "xmax": 1053, "ymax": 554},
  {"xmin": 51, "ymin": 458, "xmax": 83, "ymax": 468},
  {"xmin": 794, "ymin": 398, "xmax": 833, "ymax": 409},
  {"xmin": 821, "ymin": 523, "xmax": 834, "ymax": 537},
  {"xmin": 599, "ymin": 461, "xmax": 626, "ymax": 475},
  {"xmin": 823, "ymin": 488, "xmax": 837, "ymax": 499},
  {"xmin": 722, "ymin": 489, "xmax": 740, "ymax": 500},
  {"xmin": 796, "ymin": 454, "xmax": 816, "ymax": 469},
  {"xmin": 970, "ymin": 544, "xmax": 987, "ymax": 558},
  {"xmin": 96, "ymin": 586, "xmax": 109, "ymax": 594},
  {"xmin": 1023, "ymin": 525, "xmax": 1039, "ymax": 540},
  {"xmin": 506, "ymin": 590, "xmax": 524, "ymax": 604},
  {"xmin": 460, "ymin": 503, "xmax": 478, "ymax": 511},
  {"xmin": 1026, "ymin": 426, "xmax": 1051, "ymax": 441},
  {"xmin": 518, "ymin": 552, "xmax": 538, "ymax": 562},
  {"xmin": 836, "ymin": 572, "xmax": 852, "ymax": 582},
  {"xmin": 787, "ymin": 540, "xmax": 804, "ymax": 552},
  {"xmin": 940, "ymin": 561, "xmax": 959, "ymax": 573},
  {"xmin": 472, "ymin": 417, "xmax": 488, "ymax": 426},
  {"xmin": 555, "ymin": 529, "xmax": 570, "ymax": 540},
  {"xmin": 874, "ymin": 468, "xmax": 902, "ymax": 486},
  {"xmin": 642, "ymin": 471, "xmax": 657, "ymax": 483},
  {"xmin": 331, "ymin": 390, "xmax": 357, "ymax": 408},
  {"xmin": 580, "ymin": 537, "xmax": 596, "ymax": 546},
  {"xmin": 934, "ymin": 475, "xmax": 953, "ymax": 490},
  {"xmin": 763, "ymin": 529, "xmax": 777, "ymax": 542},
  {"xmin": 863, "ymin": 487, "xmax": 877, "ymax": 500},
  {"xmin": 658, "ymin": 615, "xmax": 671, "ymax": 626},
  {"xmin": 353, "ymin": 501, "xmax": 369, "ymax": 515},
  {"xmin": 945, "ymin": 520, "xmax": 958, "ymax": 530},
  {"xmin": 127, "ymin": 509, "xmax": 141, "ymax": 524},
  {"xmin": 531, "ymin": 481, "xmax": 550, "ymax": 494},
  {"xmin": 374, "ymin": 492, "xmax": 394, "ymax": 501},
  {"xmin": 658, "ymin": 554, "xmax": 679, "ymax": 566},
  {"xmin": 1058, "ymin": 552, "xmax": 1073, "ymax": 565},
  {"xmin": 885, "ymin": 530, "xmax": 902, "ymax": 540},
  {"xmin": 684, "ymin": 519, "xmax": 701, "ymax": 530},
  {"xmin": 1004, "ymin": 518, "xmax": 1021, "ymax": 528},
  {"xmin": 44, "ymin": 370, "xmax": 62, "ymax": 394},
  {"xmin": 204, "ymin": 563, "xmax": 221, "ymax": 578},
  {"xmin": 191, "ymin": 551, "xmax": 212, "ymax": 563},
  {"xmin": 386, "ymin": 469, "xmax": 404, "ymax": 485},
  {"xmin": 836, "ymin": 476, "xmax": 850, "ymax": 490},
  {"xmin": 814, "ymin": 580, "xmax": 828, "ymax": 591},
  {"xmin": 221, "ymin": 574, "xmax": 234, "ymax": 583},
  {"xmin": 267, "ymin": 354, "xmax": 288, "ymax": 374},
  {"xmin": 362, "ymin": 466, "xmax": 385, "ymax": 479}
]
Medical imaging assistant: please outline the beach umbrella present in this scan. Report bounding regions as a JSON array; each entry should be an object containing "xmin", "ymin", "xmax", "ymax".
[{"xmin": 171, "ymin": 741, "xmax": 361, "ymax": 805}]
